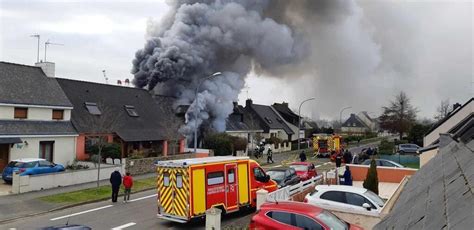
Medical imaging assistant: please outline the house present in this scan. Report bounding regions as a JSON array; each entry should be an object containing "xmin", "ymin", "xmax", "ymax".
[
  {"xmin": 225, "ymin": 102, "xmax": 264, "ymax": 153},
  {"xmin": 341, "ymin": 113, "xmax": 370, "ymax": 135},
  {"xmin": 374, "ymin": 125, "xmax": 473, "ymax": 229},
  {"xmin": 0, "ymin": 62, "xmax": 77, "ymax": 169},
  {"xmin": 357, "ymin": 111, "xmax": 378, "ymax": 132},
  {"xmin": 272, "ymin": 102, "xmax": 318, "ymax": 139},
  {"xmin": 419, "ymin": 98, "xmax": 473, "ymax": 166},
  {"xmin": 244, "ymin": 99, "xmax": 295, "ymax": 142},
  {"xmin": 57, "ymin": 78, "xmax": 185, "ymax": 160}
]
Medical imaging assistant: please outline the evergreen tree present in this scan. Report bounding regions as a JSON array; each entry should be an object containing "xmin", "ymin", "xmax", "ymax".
[{"xmin": 363, "ymin": 157, "xmax": 379, "ymax": 194}]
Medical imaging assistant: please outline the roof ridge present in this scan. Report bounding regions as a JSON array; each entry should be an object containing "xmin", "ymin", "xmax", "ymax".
[
  {"xmin": 0, "ymin": 61, "xmax": 42, "ymax": 69},
  {"xmin": 56, "ymin": 77, "xmax": 149, "ymax": 92}
]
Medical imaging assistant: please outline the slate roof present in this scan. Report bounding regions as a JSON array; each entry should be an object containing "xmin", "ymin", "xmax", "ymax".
[
  {"xmin": 226, "ymin": 104, "xmax": 263, "ymax": 132},
  {"xmin": 0, "ymin": 62, "xmax": 72, "ymax": 107},
  {"xmin": 57, "ymin": 78, "xmax": 173, "ymax": 142},
  {"xmin": 247, "ymin": 103, "xmax": 294, "ymax": 135},
  {"xmin": 426, "ymin": 98, "xmax": 473, "ymax": 135},
  {"xmin": 272, "ymin": 102, "xmax": 300, "ymax": 126},
  {"xmin": 0, "ymin": 120, "xmax": 76, "ymax": 136},
  {"xmin": 374, "ymin": 131, "xmax": 474, "ymax": 229},
  {"xmin": 342, "ymin": 114, "xmax": 369, "ymax": 128}
]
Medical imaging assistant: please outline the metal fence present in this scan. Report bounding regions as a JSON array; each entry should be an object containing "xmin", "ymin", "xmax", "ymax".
[{"xmin": 267, "ymin": 175, "xmax": 324, "ymax": 201}]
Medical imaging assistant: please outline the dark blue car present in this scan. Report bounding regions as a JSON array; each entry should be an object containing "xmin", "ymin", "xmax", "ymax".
[{"xmin": 2, "ymin": 158, "xmax": 65, "ymax": 184}]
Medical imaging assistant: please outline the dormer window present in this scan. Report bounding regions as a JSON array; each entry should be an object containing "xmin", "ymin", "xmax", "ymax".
[
  {"xmin": 264, "ymin": 117, "xmax": 273, "ymax": 124},
  {"xmin": 85, "ymin": 102, "xmax": 101, "ymax": 115},
  {"xmin": 124, "ymin": 105, "xmax": 139, "ymax": 117},
  {"xmin": 14, "ymin": 107, "xmax": 28, "ymax": 119}
]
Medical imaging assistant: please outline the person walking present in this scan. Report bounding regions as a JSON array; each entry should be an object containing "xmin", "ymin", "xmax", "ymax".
[
  {"xmin": 109, "ymin": 168, "xmax": 122, "ymax": 203},
  {"xmin": 299, "ymin": 150, "xmax": 307, "ymax": 162},
  {"xmin": 123, "ymin": 172, "xmax": 133, "ymax": 203},
  {"xmin": 267, "ymin": 147, "xmax": 274, "ymax": 164},
  {"xmin": 343, "ymin": 166, "xmax": 353, "ymax": 186}
]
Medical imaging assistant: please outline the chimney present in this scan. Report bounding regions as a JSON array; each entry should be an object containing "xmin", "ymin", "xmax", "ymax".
[
  {"xmin": 35, "ymin": 61, "xmax": 55, "ymax": 78},
  {"xmin": 233, "ymin": 101, "xmax": 238, "ymax": 108},
  {"xmin": 246, "ymin": 99, "xmax": 253, "ymax": 108},
  {"xmin": 452, "ymin": 103, "xmax": 461, "ymax": 112},
  {"xmin": 282, "ymin": 102, "xmax": 288, "ymax": 107}
]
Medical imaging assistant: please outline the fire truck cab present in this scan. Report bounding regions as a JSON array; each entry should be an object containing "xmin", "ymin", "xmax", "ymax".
[{"xmin": 155, "ymin": 156, "xmax": 277, "ymax": 223}]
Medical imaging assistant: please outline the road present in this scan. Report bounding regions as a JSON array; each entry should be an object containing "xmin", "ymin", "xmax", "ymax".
[{"xmin": 1, "ymin": 140, "xmax": 386, "ymax": 230}]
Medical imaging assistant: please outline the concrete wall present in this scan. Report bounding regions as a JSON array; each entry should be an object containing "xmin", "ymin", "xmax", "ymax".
[
  {"xmin": 12, "ymin": 164, "xmax": 122, "ymax": 194},
  {"xmin": 10, "ymin": 136, "xmax": 77, "ymax": 166},
  {"xmin": 0, "ymin": 105, "xmax": 71, "ymax": 121},
  {"xmin": 420, "ymin": 148, "xmax": 438, "ymax": 167},
  {"xmin": 348, "ymin": 164, "xmax": 417, "ymax": 183},
  {"xmin": 423, "ymin": 101, "xmax": 473, "ymax": 146},
  {"xmin": 125, "ymin": 152, "xmax": 209, "ymax": 175}
]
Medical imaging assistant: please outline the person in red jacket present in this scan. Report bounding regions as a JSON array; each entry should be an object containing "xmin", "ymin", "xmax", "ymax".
[{"xmin": 123, "ymin": 172, "xmax": 133, "ymax": 203}]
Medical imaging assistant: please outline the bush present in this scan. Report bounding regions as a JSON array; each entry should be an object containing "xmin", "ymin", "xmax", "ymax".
[
  {"xmin": 87, "ymin": 143, "xmax": 121, "ymax": 159},
  {"xmin": 66, "ymin": 159, "xmax": 90, "ymax": 170},
  {"xmin": 363, "ymin": 158, "xmax": 379, "ymax": 194},
  {"xmin": 378, "ymin": 138, "xmax": 395, "ymax": 154},
  {"xmin": 265, "ymin": 136, "xmax": 282, "ymax": 145},
  {"xmin": 203, "ymin": 133, "xmax": 233, "ymax": 156}
]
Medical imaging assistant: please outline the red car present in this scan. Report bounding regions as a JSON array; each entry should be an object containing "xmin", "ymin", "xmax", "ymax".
[
  {"xmin": 250, "ymin": 201, "xmax": 363, "ymax": 230},
  {"xmin": 289, "ymin": 162, "xmax": 317, "ymax": 181}
]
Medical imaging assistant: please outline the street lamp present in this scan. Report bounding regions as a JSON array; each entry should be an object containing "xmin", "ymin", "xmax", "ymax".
[
  {"xmin": 298, "ymin": 97, "xmax": 316, "ymax": 150},
  {"xmin": 339, "ymin": 106, "xmax": 352, "ymax": 131},
  {"xmin": 194, "ymin": 72, "xmax": 222, "ymax": 153}
]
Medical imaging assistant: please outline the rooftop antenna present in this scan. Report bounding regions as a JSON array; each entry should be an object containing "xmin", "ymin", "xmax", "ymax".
[
  {"xmin": 102, "ymin": 70, "xmax": 108, "ymax": 84},
  {"xmin": 44, "ymin": 39, "xmax": 64, "ymax": 62},
  {"xmin": 30, "ymin": 34, "xmax": 40, "ymax": 63},
  {"xmin": 243, "ymin": 84, "xmax": 250, "ymax": 99}
]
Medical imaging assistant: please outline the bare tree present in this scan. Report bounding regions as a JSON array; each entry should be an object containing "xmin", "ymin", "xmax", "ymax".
[
  {"xmin": 434, "ymin": 99, "xmax": 450, "ymax": 121},
  {"xmin": 379, "ymin": 91, "xmax": 418, "ymax": 140},
  {"xmin": 155, "ymin": 97, "xmax": 184, "ymax": 155},
  {"xmin": 78, "ymin": 102, "xmax": 122, "ymax": 189}
]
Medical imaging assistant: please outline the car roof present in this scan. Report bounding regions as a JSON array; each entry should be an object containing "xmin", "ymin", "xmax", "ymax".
[
  {"xmin": 11, "ymin": 158, "xmax": 45, "ymax": 163},
  {"xmin": 260, "ymin": 201, "xmax": 323, "ymax": 216},
  {"xmin": 267, "ymin": 167, "xmax": 290, "ymax": 171},
  {"xmin": 315, "ymin": 185, "xmax": 368, "ymax": 194}
]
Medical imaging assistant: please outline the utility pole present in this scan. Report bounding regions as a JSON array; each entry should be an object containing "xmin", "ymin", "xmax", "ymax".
[
  {"xmin": 298, "ymin": 98, "xmax": 316, "ymax": 150},
  {"xmin": 30, "ymin": 34, "xmax": 40, "ymax": 63}
]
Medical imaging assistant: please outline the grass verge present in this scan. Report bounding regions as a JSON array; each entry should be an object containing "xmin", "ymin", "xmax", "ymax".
[
  {"xmin": 401, "ymin": 162, "xmax": 420, "ymax": 169},
  {"xmin": 39, "ymin": 177, "xmax": 156, "ymax": 205}
]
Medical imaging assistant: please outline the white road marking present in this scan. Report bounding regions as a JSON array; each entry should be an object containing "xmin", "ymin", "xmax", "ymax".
[
  {"xmin": 271, "ymin": 164, "xmax": 282, "ymax": 168},
  {"xmin": 50, "ymin": 205, "xmax": 113, "ymax": 221},
  {"xmin": 112, "ymin": 222, "xmax": 136, "ymax": 230},
  {"xmin": 129, "ymin": 194, "xmax": 157, "ymax": 202},
  {"xmin": 315, "ymin": 165, "xmax": 322, "ymax": 168}
]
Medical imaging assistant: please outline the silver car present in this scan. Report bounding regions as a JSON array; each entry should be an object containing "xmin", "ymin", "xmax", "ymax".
[
  {"xmin": 361, "ymin": 159, "xmax": 404, "ymax": 168},
  {"xmin": 397, "ymin": 144, "xmax": 420, "ymax": 154}
]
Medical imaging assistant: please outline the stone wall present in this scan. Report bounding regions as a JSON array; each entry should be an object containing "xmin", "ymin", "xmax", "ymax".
[{"xmin": 124, "ymin": 152, "xmax": 209, "ymax": 175}]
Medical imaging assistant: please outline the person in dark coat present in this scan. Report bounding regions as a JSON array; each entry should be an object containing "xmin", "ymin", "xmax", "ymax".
[
  {"xmin": 110, "ymin": 168, "xmax": 122, "ymax": 203},
  {"xmin": 335, "ymin": 153, "xmax": 342, "ymax": 168},
  {"xmin": 343, "ymin": 150, "xmax": 353, "ymax": 164},
  {"xmin": 267, "ymin": 147, "xmax": 274, "ymax": 164},
  {"xmin": 343, "ymin": 166, "xmax": 353, "ymax": 186},
  {"xmin": 299, "ymin": 150, "xmax": 307, "ymax": 162}
]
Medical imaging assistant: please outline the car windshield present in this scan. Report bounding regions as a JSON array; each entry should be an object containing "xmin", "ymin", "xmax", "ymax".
[
  {"xmin": 289, "ymin": 165, "xmax": 308, "ymax": 172},
  {"xmin": 364, "ymin": 190, "xmax": 385, "ymax": 207},
  {"xmin": 7, "ymin": 161, "xmax": 36, "ymax": 168},
  {"xmin": 267, "ymin": 171, "xmax": 285, "ymax": 183},
  {"xmin": 316, "ymin": 210, "xmax": 348, "ymax": 230}
]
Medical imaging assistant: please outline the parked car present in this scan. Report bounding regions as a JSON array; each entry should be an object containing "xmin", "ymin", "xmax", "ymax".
[
  {"xmin": 304, "ymin": 185, "xmax": 385, "ymax": 217},
  {"xmin": 249, "ymin": 201, "xmax": 363, "ymax": 230},
  {"xmin": 2, "ymin": 158, "xmax": 65, "ymax": 184},
  {"xmin": 397, "ymin": 144, "xmax": 420, "ymax": 154},
  {"xmin": 266, "ymin": 167, "xmax": 300, "ymax": 188},
  {"xmin": 289, "ymin": 162, "xmax": 317, "ymax": 181},
  {"xmin": 360, "ymin": 159, "xmax": 404, "ymax": 168}
]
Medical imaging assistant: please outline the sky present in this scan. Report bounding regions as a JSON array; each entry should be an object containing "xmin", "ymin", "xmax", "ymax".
[{"xmin": 1, "ymin": 0, "xmax": 473, "ymax": 121}]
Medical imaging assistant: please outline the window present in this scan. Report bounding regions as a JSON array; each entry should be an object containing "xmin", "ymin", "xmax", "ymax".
[
  {"xmin": 316, "ymin": 210, "xmax": 349, "ymax": 229},
  {"xmin": 294, "ymin": 214, "xmax": 322, "ymax": 230},
  {"xmin": 85, "ymin": 102, "xmax": 101, "ymax": 115},
  {"xmin": 253, "ymin": 167, "xmax": 265, "ymax": 179},
  {"xmin": 228, "ymin": 169, "xmax": 235, "ymax": 184},
  {"xmin": 264, "ymin": 117, "xmax": 273, "ymax": 124},
  {"xmin": 381, "ymin": 161, "xmax": 395, "ymax": 167},
  {"xmin": 52, "ymin": 110, "xmax": 64, "ymax": 120},
  {"xmin": 39, "ymin": 160, "xmax": 54, "ymax": 167},
  {"xmin": 176, "ymin": 174, "xmax": 183, "ymax": 188},
  {"xmin": 320, "ymin": 191, "xmax": 345, "ymax": 203},
  {"xmin": 124, "ymin": 105, "xmax": 139, "ymax": 117},
  {"xmin": 266, "ymin": 211, "xmax": 293, "ymax": 226},
  {"xmin": 14, "ymin": 107, "xmax": 28, "ymax": 119},
  {"xmin": 207, "ymin": 171, "xmax": 224, "ymax": 185},
  {"xmin": 163, "ymin": 173, "xmax": 170, "ymax": 187},
  {"xmin": 345, "ymin": 192, "xmax": 366, "ymax": 207}
]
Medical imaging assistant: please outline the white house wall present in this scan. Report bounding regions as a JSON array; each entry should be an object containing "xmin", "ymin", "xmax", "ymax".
[
  {"xmin": 0, "ymin": 106, "xmax": 14, "ymax": 119},
  {"xmin": 9, "ymin": 136, "xmax": 76, "ymax": 166},
  {"xmin": 0, "ymin": 105, "xmax": 71, "ymax": 121}
]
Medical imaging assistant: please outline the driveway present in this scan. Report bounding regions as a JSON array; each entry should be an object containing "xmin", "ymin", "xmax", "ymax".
[{"xmin": 0, "ymin": 182, "xmax": 11, "ymax": 196}]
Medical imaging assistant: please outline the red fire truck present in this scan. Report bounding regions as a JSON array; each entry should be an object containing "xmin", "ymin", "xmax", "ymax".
[{"xmin": 155, "ymin": 156, "xmax": 277, "ymax": 223}]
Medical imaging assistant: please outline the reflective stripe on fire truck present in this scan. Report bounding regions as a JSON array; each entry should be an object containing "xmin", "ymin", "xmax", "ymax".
[{"xmin": 157, "ymin": 167, "xmax": 189, "ymax": 218}]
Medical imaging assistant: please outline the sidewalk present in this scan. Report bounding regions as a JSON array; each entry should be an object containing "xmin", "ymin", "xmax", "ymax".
[{"xmin": 0, "ymin": 173, "xmax": 156, "ymax": 223}]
